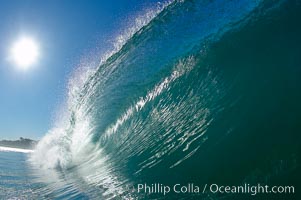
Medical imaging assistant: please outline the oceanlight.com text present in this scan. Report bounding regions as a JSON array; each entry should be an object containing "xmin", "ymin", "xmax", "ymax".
[
  {"xmin": 135, "ymin": 183, "xmax": 295, "ymax": 196},
  {"xmin": 208, "ymin": 183, "xmax": 295, "ymax": 195}
]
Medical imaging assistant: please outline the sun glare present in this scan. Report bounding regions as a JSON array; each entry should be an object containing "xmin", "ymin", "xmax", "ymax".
[{"xmin": 10, "ymin": 37, "xmax": 39, "ymax": 70}]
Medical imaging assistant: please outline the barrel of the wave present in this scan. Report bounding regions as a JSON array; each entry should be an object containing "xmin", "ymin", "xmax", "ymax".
[{"xmin": 30, "ymin": 0, "xmax": 301, "ymax": 199}]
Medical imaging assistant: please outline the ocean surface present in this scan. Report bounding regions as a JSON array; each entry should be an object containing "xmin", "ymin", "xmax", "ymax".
[
  {"xmin": 1, "ymin": 0, "xmax": 301, "ymax": 199},
  {"xmin": 0, "ymin": 151, "xmax": 41, "ymax": 199}
]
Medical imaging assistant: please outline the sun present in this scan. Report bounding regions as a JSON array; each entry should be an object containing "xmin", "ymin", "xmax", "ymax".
[{"xmin": 10, "ymin": 37, "xmax": 39, "ymax": 70}]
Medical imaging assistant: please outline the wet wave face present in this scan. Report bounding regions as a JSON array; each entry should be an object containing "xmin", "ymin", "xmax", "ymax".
[{"xmin": 29, "ymin": 0, "xmax": 301, "ymax": 199}]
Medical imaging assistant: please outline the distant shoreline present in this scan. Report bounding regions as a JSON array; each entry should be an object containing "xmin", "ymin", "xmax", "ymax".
[{"xmin": 0, "ymin": 137, "xmax": 38, "ymax": 150}]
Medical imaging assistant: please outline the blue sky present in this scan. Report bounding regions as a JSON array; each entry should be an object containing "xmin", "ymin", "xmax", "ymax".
[{"xmin": 0, "ymin": 0, "xmax": 162, "ymax": 140}]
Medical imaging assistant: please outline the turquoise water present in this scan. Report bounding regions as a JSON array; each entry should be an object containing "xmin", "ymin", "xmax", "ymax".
[
  {"xmin": 0, "ymin": 151, "xmax": 41, "ymax": 199},
  {"xmin": 2, "ymin": 0, "xmax": 301, "ymax": 199}
]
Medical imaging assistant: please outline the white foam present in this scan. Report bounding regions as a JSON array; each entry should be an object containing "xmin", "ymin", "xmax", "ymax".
[
  {"xmin": 31, "ymin": 0, "xmax": 174, "ymax": 171},
  {"xmin": 0, "ymin": 146, "xmax": 34, "ymax": 153}
]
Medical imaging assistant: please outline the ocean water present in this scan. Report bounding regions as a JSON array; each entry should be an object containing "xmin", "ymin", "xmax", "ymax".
[
  {"xmin": 2, "ymin": 0, "xmax": 301, "ymax": 199},
  {"xmin": 0, "ymin": 151, "xmax": 41, "ymax": 199}
]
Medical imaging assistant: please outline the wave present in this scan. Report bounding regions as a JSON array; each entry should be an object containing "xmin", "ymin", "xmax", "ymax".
[{"xmin": 29, "ymin": 0, "xmax": 301, "ymax": 199}]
